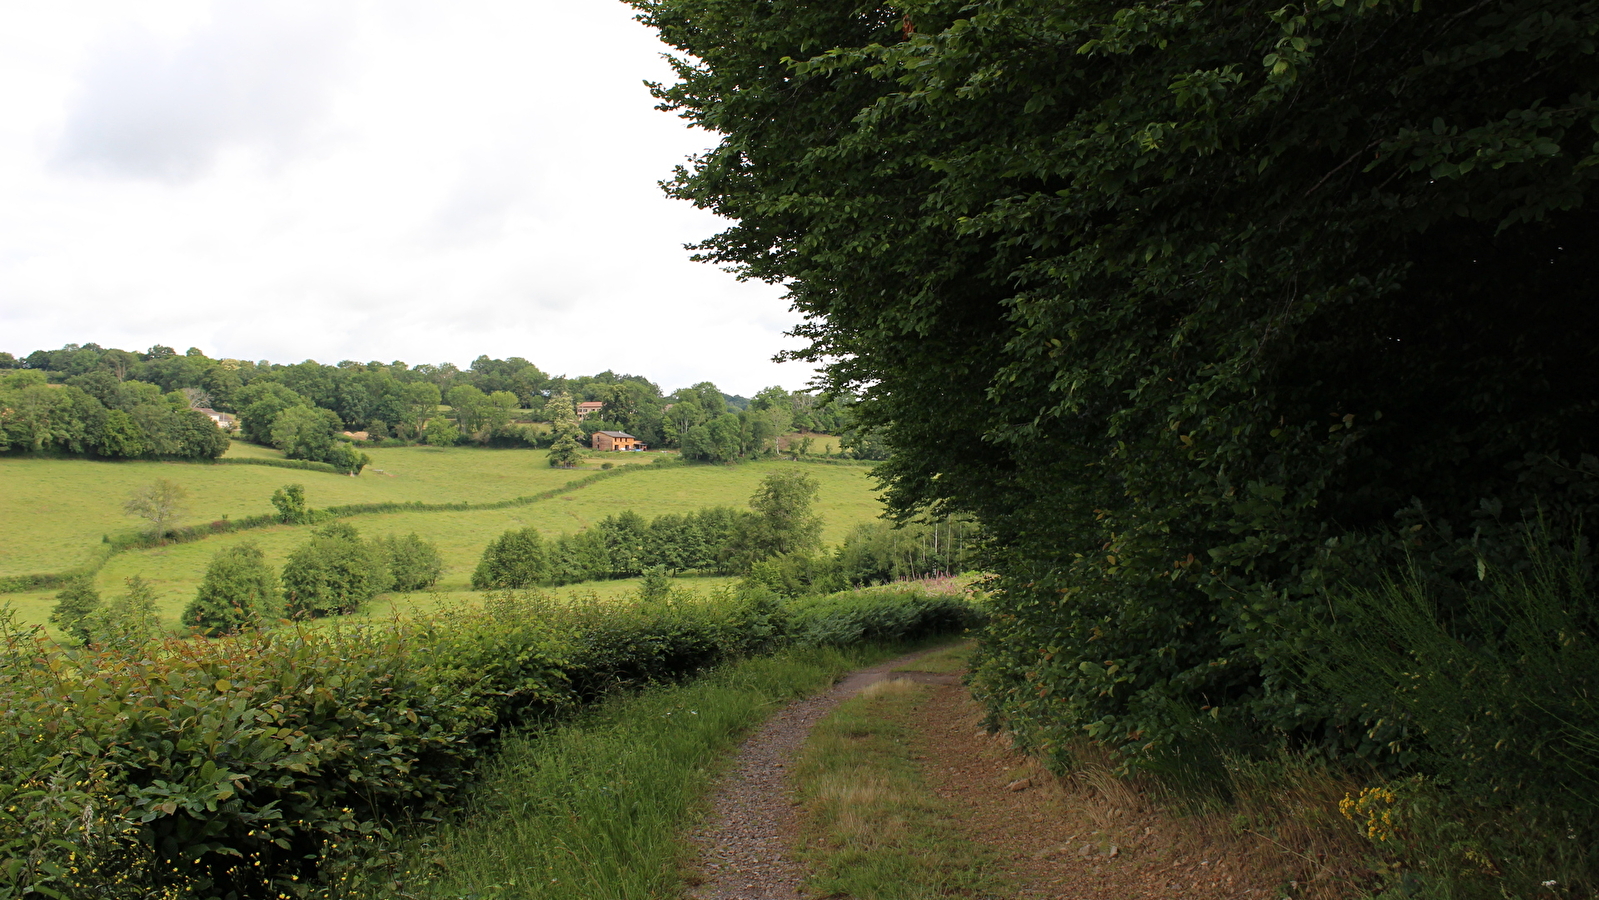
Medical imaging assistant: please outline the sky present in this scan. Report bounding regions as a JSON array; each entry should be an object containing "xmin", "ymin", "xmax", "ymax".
[{"xmin": 0, "ymin": 1, "xmax": 816, "ymax": 397}]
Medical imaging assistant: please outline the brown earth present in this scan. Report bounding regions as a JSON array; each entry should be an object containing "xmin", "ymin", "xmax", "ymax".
[{"xmin": 686, "ymin": 650, "xmax": 1365, "ymax": 899}]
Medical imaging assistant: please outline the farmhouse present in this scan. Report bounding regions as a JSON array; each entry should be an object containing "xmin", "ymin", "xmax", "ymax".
[
  {"xmin": 592, "ymin": 431, "xmax": 645, "ymax": 452},
  {"xmin": 576, "ymin": 401, "xmax": 604, "ymax": 419},
  {"xmin": 194, "ymin": 408, "xmax": 237, "ymax": 430}
]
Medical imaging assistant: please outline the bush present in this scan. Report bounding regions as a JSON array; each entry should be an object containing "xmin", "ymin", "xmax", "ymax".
[
  {"xmin": 0, "ymin": 585, "xmax": 979, "ymax": 899},
  {"xmin": 89, "ymin": 575, "xmax": 164, "ymax": 648},
  {"xmin": 270, "ymin": 483, "xmax": 311, "ymax": 524},
  {"xmin": 281, "ymin": 522, "xmax": 390, "ymax": 617},
  {"xmin": 183, "ymin": 543, "xmax": 282, "ymax": 636},
  {"xmin": 379, "ymin": 533, "xmax": 444, "ymax": 591},
  {"xmin": 471, "ymin": 527, "xmax": 548, "ymax": 589},
  {"xmin": 47, "ymin": 576, "xmax": 100, "ymax": 644}
]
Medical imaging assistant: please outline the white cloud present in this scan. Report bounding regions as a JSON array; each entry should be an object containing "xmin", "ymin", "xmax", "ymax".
[{"xmin": 0, "ymin": 1, "xmax": 815, "ymax": 396}]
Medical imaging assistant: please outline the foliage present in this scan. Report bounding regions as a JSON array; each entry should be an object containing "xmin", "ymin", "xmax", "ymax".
[
  {"xmin": 271, "ymin": 482, "xmax": 312, "ymax": 524},
  {"xmin": 122, "ymin": 477, "xmax": 188, "ymax": 543},
  {"xmin": 47, "ymin": 576, "xmax": 100, "ymax": 643},
  {"xmin": 183, "ymin": 544, "xmax": 282, "ymax": 636},
  {"xmin": 1304, "ymin": 532, "xmax": 1599, "ymax": 897},
  {"xmin": 281, "ymin": 522, "xmax": 390, "ymax": 617},
  {"xmin": 423, "ymin": 416, "xmax": 460, "ymax": 447},
  {"xmin": 88, "ymin": 575, "xmax": 164, "ymax": 648},
  {"xmin": 471, "ymin": 527, "xmax": 548, "ymax": 589},
  {"xmin": 376, "ymin": 533, "xmax": 443, "ymax": 591},
  {"xmin": 633, "ymin": 0, "xmax": 1599, "ymax": 771},
  {"xmin": 0, "ymin": 586, "xmax": 977, "ymax": 898},
  {"xmin": 546, "ymin": 391, "xmax": 585, "ymax": 467}
]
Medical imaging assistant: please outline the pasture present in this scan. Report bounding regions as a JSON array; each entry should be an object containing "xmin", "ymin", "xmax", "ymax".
[
  {"xmin": 0, "ymin": 444, "xmax": 882, "ymax": 632},
  {"xmin": 0, "ymin": 442, "xmax": 655, "ymax": 578}
]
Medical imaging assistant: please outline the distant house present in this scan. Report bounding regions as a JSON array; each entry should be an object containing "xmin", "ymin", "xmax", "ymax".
[
  {"xmin": 576, "ymin": 401, "xmax": 604, "ymax": 419},
  {"xmin": 593, "ymin": 431, "xmax": 645, "ymax": 452},
  {"xmin": 194, "ymin": 408, "xmax": 237, "ymax": 430}
]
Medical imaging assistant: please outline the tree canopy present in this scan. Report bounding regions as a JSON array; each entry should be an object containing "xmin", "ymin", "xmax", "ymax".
[{"xmin": 632, "ymin": 0, "xmax": 1599, "ymax": 756}]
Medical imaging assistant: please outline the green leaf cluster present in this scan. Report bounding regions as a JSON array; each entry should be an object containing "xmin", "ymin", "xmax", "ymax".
[{"xmin": 633, "ymin": 0, "xmax": 1599, "ymax": 764}]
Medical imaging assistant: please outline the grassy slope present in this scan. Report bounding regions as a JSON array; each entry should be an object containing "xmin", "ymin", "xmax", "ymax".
[
  {"xmin": 0, "ymin": 443, "xmax": 656, "ymax": 577},
  {"xmin": 3, "ymin": 451, "xmax": 881, "ymax": 631}
]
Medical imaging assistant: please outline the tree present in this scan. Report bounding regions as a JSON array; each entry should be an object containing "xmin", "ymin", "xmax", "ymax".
[
  {"xmin": 546, "ymin": 392, "xmax": 584, "ymax": 467},
  {"xmin": 271, "ymin": 484, "xmax": 312, "ymax": 524},
  {"xmin": 184, "ymin": 544, "xmax": 280, "ymax": 636},
  {"xmin": 378, "ymin": 533, "xmax": 443, "ymax": 591},
  {"xmin": 632, "ymin": 0, "xmax": 1599, "ymax": 760},
  {"xmin": 746, "ymin": 470, "xmax": 823, "ymax": 559},
  {"xmin": 270, "ymin": 405, "xmax": 341, "ymax": 461},
  {"xmin": 93, "ymin": 409, "xmax": 149, "ymax": 458},
  {"xmin": 49, "ymin": 577, "xmax": 101, "ymax": 645},
  {"xmin": 124, "ymin": 478, "xmax": 188, "ymax": 543},
  {"xmin": 281, "ymin": 522, "xmax": 390, "ymax": 617},
  {"xmin": 423, "ymin": 416, "xmax": 460, "ymax": 447},
  {"xmin": 471, "ymin": 527, "xmax": 547, "ymax": 589},
  {"xmin": 91, "ymin": 575, "xmax": 164, "ymax": 647}
]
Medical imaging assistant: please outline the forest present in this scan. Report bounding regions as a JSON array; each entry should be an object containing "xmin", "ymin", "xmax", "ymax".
[{"xmin": 0, "ymin": 343, "xmax": 882, "ymax": 468}]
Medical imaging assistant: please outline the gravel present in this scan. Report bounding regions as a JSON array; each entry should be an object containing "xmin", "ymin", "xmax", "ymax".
[{"xmin": 685, "ymin": 648, "xmax": 955, "ymax": 900}]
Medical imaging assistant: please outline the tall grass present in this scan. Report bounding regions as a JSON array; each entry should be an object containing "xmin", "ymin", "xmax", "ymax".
[{"xmin": 349, "ymin": 645, "xmax": 904, "ymax": 900}]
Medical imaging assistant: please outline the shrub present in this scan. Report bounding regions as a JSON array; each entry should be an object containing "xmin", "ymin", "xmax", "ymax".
[
  {"xmin": 89, "ymin": 575, "xmax": 164, "ymax": 648},
  {"xmin": 47, "ymin": 576, "xmax": 100, "ymax": 644},
  {"xmin": 183, "ymin": 543, "xmax": 282, "ymax": 635},
  {"xmin": 270, "ymin": 483, "xmax": 311, "ymax": 524},
  {"xmin": 281, "ymin": 522, "xmax": 390, "ymax": 617},
  {"xmin": 379, "ymin": 532, "xmax": 444, "ymax": 591},
  {"xmin": 472, "ymin": 527, "xmax": 547, "ymax": 589}
]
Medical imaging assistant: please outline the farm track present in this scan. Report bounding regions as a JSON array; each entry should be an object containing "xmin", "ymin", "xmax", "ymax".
[{"xmin": 688, "ymin": 650, "xmax": 1303, "ymax": 900}]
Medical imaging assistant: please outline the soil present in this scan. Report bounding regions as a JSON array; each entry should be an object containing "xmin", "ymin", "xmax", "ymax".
[{"xmin": 687, "ymin": 648, "xmax": 1329, "ymax": 899}]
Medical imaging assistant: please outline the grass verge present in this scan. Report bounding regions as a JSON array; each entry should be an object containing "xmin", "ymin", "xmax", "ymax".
[
  {"xmin": 794, "ymin": 651, "xmax": 1006, "ymax": 899},
  {"xmin": 340, "ymin": 643, "xmax": 912, "ymax": 900}
]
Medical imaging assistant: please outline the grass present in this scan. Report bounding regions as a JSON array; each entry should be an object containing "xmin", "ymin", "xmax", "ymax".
[
  {"xmin": 0, "ymin": 442, "xmax": 659, "ymax": 578},
  {"xmin": 5, "ymin": 454, "xmax": 883, "ymax": 632},
  {"xmin": 794, "ymin": 644, "xmax": 1006, "ymax": 899},
  {"xmin": 342, "ymin": 643, "xmax": 910, "ymax": 900},
  {"xmin": 892, "ymin": 640, "xmax": 972, "ymax": 675}
]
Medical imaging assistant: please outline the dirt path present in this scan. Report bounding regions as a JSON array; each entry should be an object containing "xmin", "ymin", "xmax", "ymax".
[{"xmin": 684, "ymin": 647, "xmax": 957, "ymax": 900}]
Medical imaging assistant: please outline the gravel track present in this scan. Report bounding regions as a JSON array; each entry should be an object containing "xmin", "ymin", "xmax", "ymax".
[{"xmin": 684, "ymin": 648, "xmax": 959, "ymax": 900}]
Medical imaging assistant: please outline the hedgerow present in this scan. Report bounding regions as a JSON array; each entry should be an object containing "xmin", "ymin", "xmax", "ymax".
[{"xmin": 0, "ymin": 585, "xmax": 980, "ymax": 898}]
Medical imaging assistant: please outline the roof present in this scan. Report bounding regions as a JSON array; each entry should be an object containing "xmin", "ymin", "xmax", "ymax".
[
  {"xmin": 595, "ymin": 431, "xmax": 636, "ymax": 439},
  {"xmin": 577, "ymin": 401, "xmax": 604, "ymax": 407}
]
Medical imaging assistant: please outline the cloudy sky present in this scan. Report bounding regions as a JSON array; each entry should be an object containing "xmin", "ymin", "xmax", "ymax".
[{"xmin": 0, "ymin": 1, "xmax": 815, "ymax": 396}]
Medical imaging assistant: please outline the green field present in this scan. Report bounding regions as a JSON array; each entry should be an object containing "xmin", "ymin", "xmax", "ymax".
[
  {"xmin": 0, "ymin": 444, "xmax": 882, "ymax": 632},
  {"xmin": 0, "ymin": 442, "xmax": 658, "ymax": 577}
]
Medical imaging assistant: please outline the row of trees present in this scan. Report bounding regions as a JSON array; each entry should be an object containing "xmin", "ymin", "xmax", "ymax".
[
  {"xmin": 49, "ymin": 526, "xmax": 443, "ymax": 641},
  {"xmin": 473, "ymin": 471, "xmax": 825, "ymax": 586},
  {"xmin": 0, "ymin": 370, "xmax": 227, "ymax": 459},
  {"xmin": 3, "ymin": 342, "xmax": 885, "ymax": 462}
]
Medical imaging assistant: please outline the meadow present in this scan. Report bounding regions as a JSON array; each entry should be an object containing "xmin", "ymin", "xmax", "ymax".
[{"xmin": 0, "ymin": 442, "xmax": 882, "ymax": 631}]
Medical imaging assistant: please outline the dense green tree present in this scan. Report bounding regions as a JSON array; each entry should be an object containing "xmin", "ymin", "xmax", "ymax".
[
  {"xmin": 282, "ymin": 522, "xmax": 390, "ymax": 617},
  {"xmin": 746, "ymin": 471, "xmax": 823, "ymax": 559},
  {"xmin": 471, "ymin": 527, "xmax": 548, "ymax": 589},
  {"xmin": 48, "ymin": 577, "xmax": 101, "ymax": 645},
  {"xmin": 92, "ymin": 409, "xmax": 148, "ymax": 458},
  {"xmin": 632, "ymin": 0, "xmax": 1599, "ymax": 759},
  {"xmin": 546, "ymin": 392, "xmax": 584, "ymax": 467},
  {"xmin": 238, "ymin": 382, "xmax": 311, "ymax": 444},
  {"xmin": 377, "ymin": 533, "xmax": 444, "ymax": 591},
  {"xmin": 423, "ymin": 417, "xmax": 460, "ymax": 447},
  {"xmin": 271, "ymin": 484, "xmax": 312, "ymax": 524},
  {"xmin": 270, "ymin": 405, "xmax": 342, "ymax": 461},
  {"xmin": 184, "ymin": 545, "xmax": 281, "ymax": 636}
]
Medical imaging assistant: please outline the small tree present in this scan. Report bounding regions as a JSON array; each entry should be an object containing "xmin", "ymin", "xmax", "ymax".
[
  {"xmin": 747, "ymin": 470, "xmax": 823, "ymax": 557},
  {"xmin": 49, "ymin": 577, "xmax": 101, "ymax": 644},
  {"xmin": 546, "ymin": 392, "xmax": 584, "ymax": 468},
  {"xmin": 271, "ymin": 484, "xmax": 311, "ymax": 524},
  {"xmin": 424, "ymin": 417, "xmax": 460, "ymax": 447},
  {"xmin": 282, "ymin": 522, "xmax": 391, "ymax": 617},
  {"xmin": 90, "ymin": 576, "xmax": 163, "ymax": 648},
  {"xmin": 472, "ymin": 527, "xmax": 548, "ymax": 589},
  {"xmin": 124, "ymin": 478, "xmax": 188, "ymax": 543},
  {"xmin": 378, "ymin": 533, "xmax": 444, "ymax": 591},
  {"xmin": 184, "ymin": 543, "xmax": 281, "ymax": 636},
  {"xmin": 638, "ymin": 565, "xmax": 673, "ymax": 603}
]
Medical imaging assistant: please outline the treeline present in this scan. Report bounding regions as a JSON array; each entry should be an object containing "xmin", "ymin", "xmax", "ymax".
[
  {"xmin": 50, "ymin": 520, "xmax": 443, "ymax": 642},
  {"xmin": 2, "ymin": 342, "xmax": 887, "ymax": 464},
  {"xmin": 473, "ymin": 471, "xmax": 975, "ymax": 592},
  {"xmin": 0, "ymin": 369, "xmax": 228, "ymax": 460}
]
